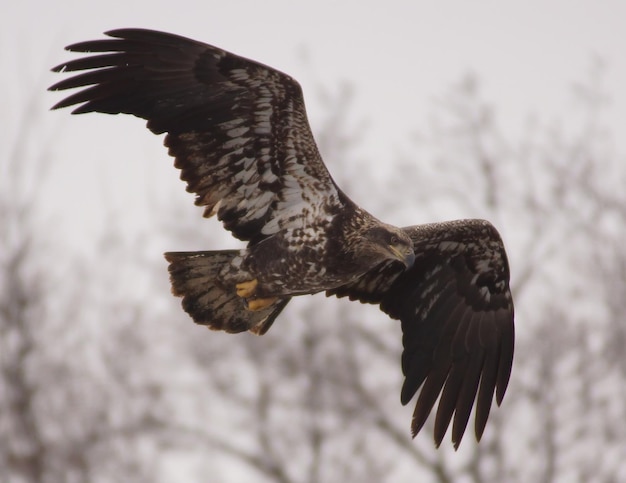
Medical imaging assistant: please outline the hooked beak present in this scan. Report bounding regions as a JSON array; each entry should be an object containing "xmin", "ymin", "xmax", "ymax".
[{"xmin": 389, "ymin": 246, "xmax": 415, "ymax": 269}]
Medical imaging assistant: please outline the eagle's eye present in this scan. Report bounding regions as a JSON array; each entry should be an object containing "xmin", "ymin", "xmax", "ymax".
[{"xmin": 391, "ymin": 235, "xmax": 399, "ymax": 245}]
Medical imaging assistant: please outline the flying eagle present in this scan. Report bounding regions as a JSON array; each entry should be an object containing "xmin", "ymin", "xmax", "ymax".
[{"xmin": 49, "ymin": 29, "xmax": 514, "ymax": 448}]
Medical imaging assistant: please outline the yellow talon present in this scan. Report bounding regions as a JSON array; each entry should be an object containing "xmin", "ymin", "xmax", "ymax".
[
  {"xmin": 236, "ymin": 279, "xmax": 258, "ymax": 298},
  {"xmin": 247, "ymin": 297, "xmax": 278, "ymax": 311}
]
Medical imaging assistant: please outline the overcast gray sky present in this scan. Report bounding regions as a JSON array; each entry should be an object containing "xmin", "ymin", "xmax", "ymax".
[{"xmin": 3, "ymin": 0, "xmax": 625, "ymax": 252}]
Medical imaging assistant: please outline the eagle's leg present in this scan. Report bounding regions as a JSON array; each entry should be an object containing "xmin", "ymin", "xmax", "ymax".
[
  {"xmin": 236, "ymin": 279, "xmax": 278, "ymax": 310},
  {"xmin": 247, "ymin": 297, "xmax": 279, "ymax": 311},
  {"xmin": 236, "ymin": 279, "xmax": 258, "ymax": 298}
]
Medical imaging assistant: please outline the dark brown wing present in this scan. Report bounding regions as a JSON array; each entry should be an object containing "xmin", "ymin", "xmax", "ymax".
[
  {"xmin": 329, "ymin": 219, "xmax": 514, "ymax": 448},
  {"xmin": 49, "ymin": 29, "xmax": 342, "ymax": 244}
]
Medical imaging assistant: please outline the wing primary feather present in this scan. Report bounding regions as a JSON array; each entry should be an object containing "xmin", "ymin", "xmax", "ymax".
[
  {"xmin": 410, "ymin": 307, "xmax": 472, "ymax": 439},
  {"xmin": 451, "ymin": 315, "xmax": 486, "ymax": 448},
  {"xmin": 475, "ymin": 344, "xmax": 500, "ymax": 440},
  {"xmin": 399, "ymin": 275, "xmax": 458, "ymax": 373},
  {"xmin": 400, "ymin": 299, "xmax": 465, "ymax": 405},
  {"xmin": 51, "ymin": 54, "xmax": 123, "ymax": 73},
  {"xmin": 433, "ymin": 360, "xmax": 466, "ymax": 447},
  {"xmin": 410, "ymin": 364, "xmax": 450, "ymax": 439},
  {"xmin": 496, "ymin": 307, "xmax": 515, "ymax": 405}
]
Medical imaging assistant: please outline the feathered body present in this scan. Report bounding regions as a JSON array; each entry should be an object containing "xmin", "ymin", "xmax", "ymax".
[{"xmin": 50, "ymin": 29, "xmax": 514, "ymax": 448}]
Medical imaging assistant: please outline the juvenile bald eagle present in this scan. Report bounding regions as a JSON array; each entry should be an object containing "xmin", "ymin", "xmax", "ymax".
[{"xmin": 49, "ymin": 29, "xmax": 514, "ymax": 448}]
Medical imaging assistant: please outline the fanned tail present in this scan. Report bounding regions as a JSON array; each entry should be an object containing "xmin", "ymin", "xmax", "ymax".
[{"xmin": 164, "ymin": 251, "xmax": 289, "ymax": 335}]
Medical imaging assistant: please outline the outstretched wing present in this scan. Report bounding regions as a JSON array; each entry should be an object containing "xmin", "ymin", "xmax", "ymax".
[
  {"xmin": 49, "ymin": 29, "xmax": 341, "ymax": 244},
  {"xmin": 329, "ymin": 219, "xmax": 514, "ymax": 448}
]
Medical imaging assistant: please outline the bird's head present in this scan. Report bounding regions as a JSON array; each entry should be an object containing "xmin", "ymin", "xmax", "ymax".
[{"xmin": 358, "ymin": 223, "xmax": 415, "ymax": 269}]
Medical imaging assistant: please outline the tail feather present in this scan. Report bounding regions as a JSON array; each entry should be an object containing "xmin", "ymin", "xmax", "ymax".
[{"xmin": 164, "ymin": 251, "xmax": 289, "ymax": 334}]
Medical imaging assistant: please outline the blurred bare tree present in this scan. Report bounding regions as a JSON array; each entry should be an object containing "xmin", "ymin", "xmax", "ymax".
[
  {"xmin": 3, "ymin": 61, "xmax": 626, "ymax": 482},
  {"xmin": 1, "ymin": 90, "xmax": 52, "ymax": 483},
  {"xmin": 0, "ymin": 91, "xmax": 189, "ymax": 482}
]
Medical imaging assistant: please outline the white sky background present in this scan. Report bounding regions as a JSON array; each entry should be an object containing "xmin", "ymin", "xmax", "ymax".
[
  {"xmin": 2, "ymin": 0, "xmax": 625, "ymax": 255},
  {"xmin": 1, "ymin": 2, "xmax": 625, "ymax": 479}
]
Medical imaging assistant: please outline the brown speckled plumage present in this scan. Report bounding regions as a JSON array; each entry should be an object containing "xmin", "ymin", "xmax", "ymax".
[{"xmin": 50, "ymin": 29, "xmax": 514, "ymax": 448}]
